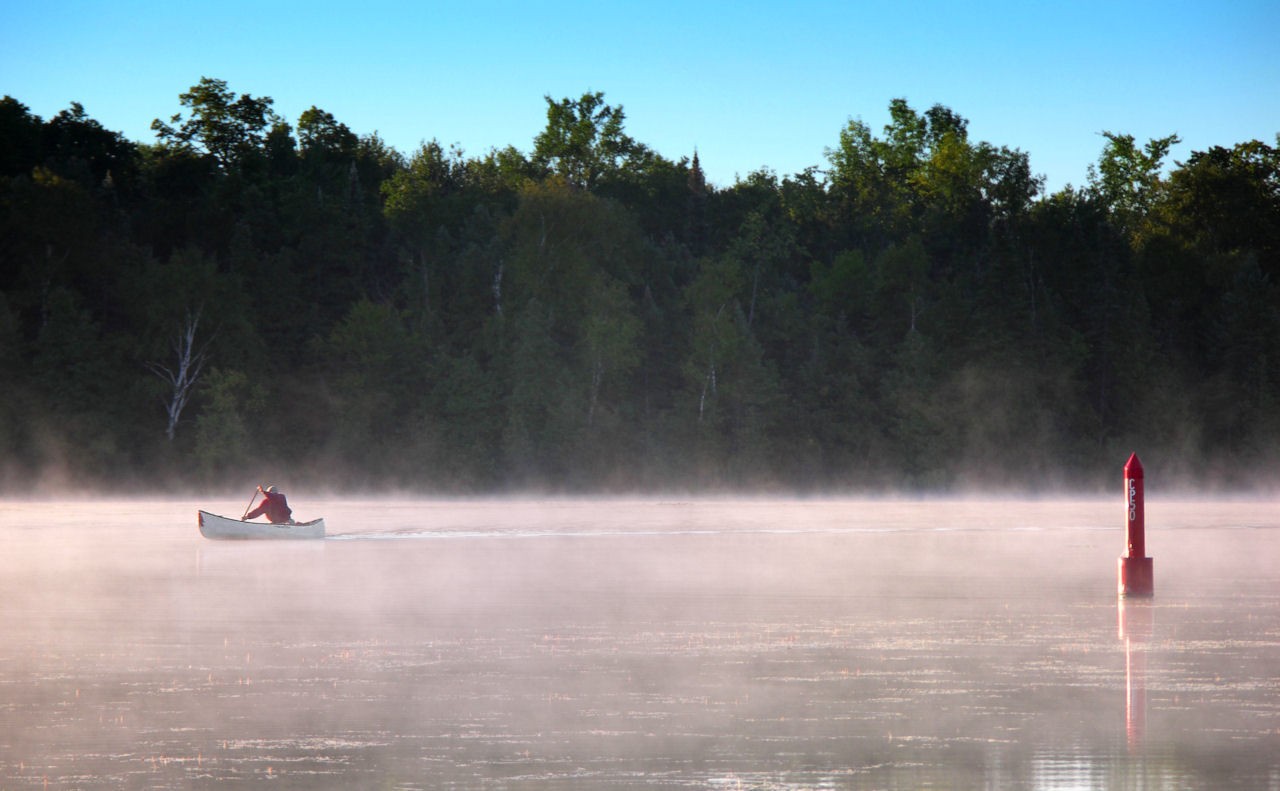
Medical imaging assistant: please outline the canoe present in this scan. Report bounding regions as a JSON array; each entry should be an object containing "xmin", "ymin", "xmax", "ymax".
[{"xmin": 198, "ymin": 510, "xmax": 326, "ymax": 540}]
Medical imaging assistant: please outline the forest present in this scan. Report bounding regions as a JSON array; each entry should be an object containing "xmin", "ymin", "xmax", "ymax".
[{"xmin": 2, "ymin": 79, "xmax": 1278, "ymax": 493}]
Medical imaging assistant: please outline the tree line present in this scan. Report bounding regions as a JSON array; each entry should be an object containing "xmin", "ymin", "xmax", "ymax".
[{"xmin": 2, "ymin": 79, "xmax": 1278, "ymax": 493}]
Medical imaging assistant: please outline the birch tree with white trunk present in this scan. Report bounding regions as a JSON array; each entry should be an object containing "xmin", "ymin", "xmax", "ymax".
[{"xmin": 146, "ymin": 307, "xmax": 210, "ymax": 441}]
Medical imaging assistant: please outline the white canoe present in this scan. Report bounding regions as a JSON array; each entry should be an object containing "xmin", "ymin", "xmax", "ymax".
[{"xmin": 198, "ymin": 510, "xmax": 326, "ymax": 540}]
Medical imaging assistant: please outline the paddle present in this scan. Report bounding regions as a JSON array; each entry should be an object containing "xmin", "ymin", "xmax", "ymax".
[{"xmin": 241, "ymin": 486, "xmax": 261, "ymax": 520}]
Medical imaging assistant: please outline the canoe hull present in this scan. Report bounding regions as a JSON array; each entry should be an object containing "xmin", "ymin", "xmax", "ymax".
[{"xmin": 198, "ymin": 510, "xmax": 325, "ymax": 540}]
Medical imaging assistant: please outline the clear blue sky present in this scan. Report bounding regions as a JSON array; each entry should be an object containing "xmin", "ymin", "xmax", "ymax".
[{"xmin": 4, "ymin": 0, "xmax": 1277, "ymax": 194}]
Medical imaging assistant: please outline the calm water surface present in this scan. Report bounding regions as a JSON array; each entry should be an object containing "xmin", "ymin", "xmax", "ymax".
[{"xmin": 1, "ymin": 498, "xmax": 1278, "ymax": 789}]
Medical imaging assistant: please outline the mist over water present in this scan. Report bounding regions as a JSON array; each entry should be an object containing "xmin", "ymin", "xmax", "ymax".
[{"xmin": 2, "ymin": 498, "xmax": 1278, "ymax": 788}]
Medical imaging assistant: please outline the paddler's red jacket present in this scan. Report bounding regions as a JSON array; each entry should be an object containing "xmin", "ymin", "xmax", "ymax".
[{"xmin": 246, "ymin": 490, "xmax": 293, "ymax": 524}]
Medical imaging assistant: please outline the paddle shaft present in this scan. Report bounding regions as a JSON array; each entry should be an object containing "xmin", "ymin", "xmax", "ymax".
[{"xmin": 241, "ymin": 487, "xmax": 260, "ymax": 520}]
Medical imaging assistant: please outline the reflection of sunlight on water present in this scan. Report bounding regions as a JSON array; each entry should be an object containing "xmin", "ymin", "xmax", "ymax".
[
  {"xmin": 1032, "ymin": 750, "xmax": 1107, "ymax": 790},
  {"xmin": 1032, "ymin": 746, "xmax": 1195, "ymax": 791}
]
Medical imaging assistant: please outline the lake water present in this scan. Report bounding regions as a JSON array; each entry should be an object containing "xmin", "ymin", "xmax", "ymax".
[{"xmin": 1, "ymin": 498, "xmax": 1278, "ymax": 789}]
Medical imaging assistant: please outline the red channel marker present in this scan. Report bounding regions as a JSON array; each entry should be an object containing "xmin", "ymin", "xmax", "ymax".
[{"xmin": 1118, "ymin": 453, "xmax": 1154, "ymax": 596}]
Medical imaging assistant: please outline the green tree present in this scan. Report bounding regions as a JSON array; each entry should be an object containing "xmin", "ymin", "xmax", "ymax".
[
  {"xmin": 502, "ymin": 299, "xmax": 573, "ymax": 484},
  {"xmin": 881, "ymin": 329, "xmax": 949, "ymax": 486},
  {"xmin": 320, "ymin": 299, "xmax": 421, "ymax": 479},
  {"xmin": 826, "ymin": 100, "xmax": 949, "ymax": 246},
  {"xmin": 382, "ymin": 141, "xmax": 510, "ymax": 342},
  {"xmin": 790, "ymin": 309, "xmax": 884, "ymax": 487},
  {"xmin": 871, "ymin": 235, "xmax": 931, "ymax": 340},
  {"xmin": 383, "ymin": 140, "xmax": 465, "ymax": 260},
  {"xmin": 43, "ymin": 101, "xmax": 139, "ymax": 192},
  {"xmin": 0, "ymin": 96, "xmax": 43, "ymax": 178},
  {"xmin": 1152, "ymin": 140, "xmax": 1280, "ymax": 272},
  {"xmin": 193, "ymin": 368, "xmax": 262, "ymax": 480},
  {"xmin": 428, "ymin": 350, "xmax": 503, "ymax": 488},
  {"xmin": 2, "ymin": 167, "xmax": 100, "ymax": 305},
  {"xmin": 500, "ymin": 181, "xmax": 648, "ymax": 322},
  {"xmin": 682, "ymin": 251, "xmax": 783, "ymax": 484},
  {"xmin": 297, "ymin": 106, "xmax": 358, "ymax": 160},
  {"xmin": 1090, "ymin": 130, "xmax": 1181, "ymax": 231},
  {"xmin": 581, "ymin": 274, "xmax": 641, "ymax": 428},
  {"xmin": 492, "ymin": 181, "xmax": 655, "ymax": 483},
  {"xmin": 826, "ymin": 116, "xmax": 894, "ymax": 246},
  {"xmin": 827, "ymin": 99, "xmax": 1042, "ymax": 261},
  {"xmin": 531, "ymin": 91, "xmax": 650, "ymax": 191},
  {"xmin": 151, "ymin": 77, "xmax": 284, "ymax": 171},
  {"xmin": 0, "ymin": 293, "xmax": 32, "ymax": 485},
  {"xmin": 810, "ymin": 249, "xmax": 873, "ymax": 326},
  {"xmin": 30, "ymin": 286, "xmax": 124, "ymax": 469}
]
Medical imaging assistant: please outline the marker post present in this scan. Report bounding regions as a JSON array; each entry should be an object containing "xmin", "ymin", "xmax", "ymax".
[{"xmin": 1118, "ymin": 453, "xmax": 1154, "ymax": 597}]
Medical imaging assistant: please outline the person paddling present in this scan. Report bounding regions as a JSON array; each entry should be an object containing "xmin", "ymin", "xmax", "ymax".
[{"xmin": 244, "ymin": 484, "xmax": 294, "ymax": 524}]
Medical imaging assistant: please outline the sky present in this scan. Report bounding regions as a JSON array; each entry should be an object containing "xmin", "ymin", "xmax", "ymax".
[{"xmin": 3, "ymin": 0, "xmax": 1278, "ymax": 195}]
